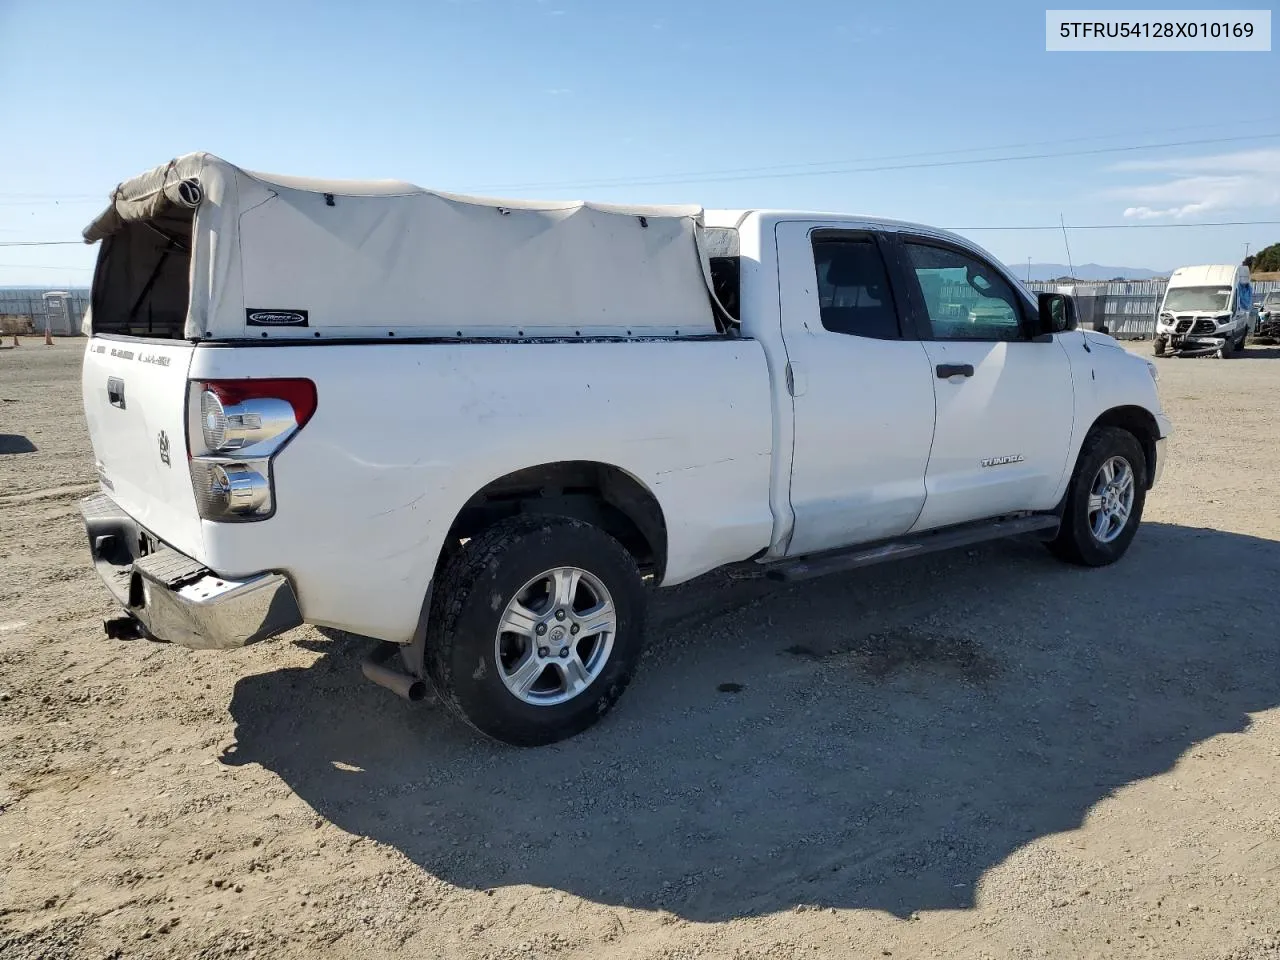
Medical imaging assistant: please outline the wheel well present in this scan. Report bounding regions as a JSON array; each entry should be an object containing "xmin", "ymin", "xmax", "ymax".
[
  {"xmin": 1090, "ymin": 406, "xmax": 1160, "ymax": 488},
  {"xmin": 443, "ymin": 462, "xmax": 668, "ymax": 580}
]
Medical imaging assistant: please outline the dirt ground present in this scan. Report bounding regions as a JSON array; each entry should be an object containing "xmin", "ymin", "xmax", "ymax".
[{"xmin": 2, "ymin": 337, "xmax": 1280, "ymax": 960}]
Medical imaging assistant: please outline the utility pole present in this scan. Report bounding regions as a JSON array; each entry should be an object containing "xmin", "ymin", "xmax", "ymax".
[{"xmin": 1027, "ymin": 257, "xmax": 1032, "ymax": 282}]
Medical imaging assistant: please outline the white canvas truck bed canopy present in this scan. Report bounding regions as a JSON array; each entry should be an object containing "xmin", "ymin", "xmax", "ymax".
[{"xmin": 83, "ymin": 153, "xmax": 722, "ymax": 340}]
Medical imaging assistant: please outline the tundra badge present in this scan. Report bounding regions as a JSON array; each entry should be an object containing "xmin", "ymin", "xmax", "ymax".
[
  {"xmin": 980, "ymin": 454, "xmax": 1024, "ymax": 468},
  {"xmin": 158, "ymin": 430, "xmax": 171, "ymax": 467}
]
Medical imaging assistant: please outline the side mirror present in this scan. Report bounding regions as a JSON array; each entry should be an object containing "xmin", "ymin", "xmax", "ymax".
[{"xmin": 1036, "ymin": 292, "xmax": 1078, "ymax": 336}]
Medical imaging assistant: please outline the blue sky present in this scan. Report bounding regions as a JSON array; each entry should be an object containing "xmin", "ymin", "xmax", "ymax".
[{"xmin": 1, "ymin": 0, "xmax": 1276, "ymax": 285}]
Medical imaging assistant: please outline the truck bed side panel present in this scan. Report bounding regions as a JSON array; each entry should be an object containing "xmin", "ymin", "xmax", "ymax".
[{"xmin": 188, "ymin": 339, "xmax": 775, "ymax": 643}]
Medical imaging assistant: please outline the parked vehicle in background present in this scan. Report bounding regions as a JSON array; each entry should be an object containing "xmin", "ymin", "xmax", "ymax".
[
  {"xmin": 1254, "ymin": 290, "xmax": 1280, "ymax": 340},
  {"xmin": 77, "ymin": 154, "xmax": 1172, "ymax": 746},
  {"xmin": 1153, "ymin": 264, "xmax": 1253, "ymax": 358}
]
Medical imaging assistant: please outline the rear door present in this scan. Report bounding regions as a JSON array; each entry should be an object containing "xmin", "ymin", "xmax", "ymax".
[
  {"xmin": 81, "ymin": 337, "xmax": 203, "ymax": 558},
  {"xmin": 776, "ymin": 222, "xmax": 937, "ymax": 556}
]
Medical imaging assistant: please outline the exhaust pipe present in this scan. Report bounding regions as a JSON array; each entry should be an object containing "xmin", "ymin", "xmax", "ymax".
[
  {"xmin": 361, "ymin": 642, "xmax": 428, "ymax": 702},
  {"xmin": 103, "ymin": 615, "xmax": 144, "ymax": 641}
]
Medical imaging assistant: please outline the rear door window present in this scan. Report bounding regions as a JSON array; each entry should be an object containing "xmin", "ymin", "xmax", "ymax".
[{"xmin": 811, "ymin": 236, "xmax": 902, "ymax": 340}]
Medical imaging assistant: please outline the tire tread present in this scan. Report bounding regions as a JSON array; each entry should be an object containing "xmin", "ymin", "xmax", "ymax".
[
  {"xmin": 425, "ymin": 514, "xmax": 644, "ymax": 746},
  {"xmin": 1048, "ymin": 426, "xmax": 1147, "ymax": 567}
]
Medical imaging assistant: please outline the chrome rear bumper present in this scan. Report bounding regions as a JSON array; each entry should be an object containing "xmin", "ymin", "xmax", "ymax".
[{"xmin": 80, "ymin": 493, "xmax": 301, "ymax": 650}]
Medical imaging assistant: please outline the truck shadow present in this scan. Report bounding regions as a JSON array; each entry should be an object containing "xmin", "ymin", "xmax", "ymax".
[
  {"xmin": 1240, "ymin": 345, "xmax": 1280, "ymax": 359},
  {"xmin": 0, "ymin": 434, "xmax": 37, "ymax": 454},
  {"xmin": 222, "ymin": 522, "xmax": 1280, "ymax": 921}
]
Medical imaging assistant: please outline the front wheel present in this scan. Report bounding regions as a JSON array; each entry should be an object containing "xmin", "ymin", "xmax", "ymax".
[
  {"xmin": 1153, "ymin": 336, "xmax": 1167, "ymax": 357},
  {"xmin": 425, "ymin": 515, "xmax": 647, "ymax": 746},
  {"xmin": 1048, "ymin": 427, "xmax": 1148, "ymax": 567}
]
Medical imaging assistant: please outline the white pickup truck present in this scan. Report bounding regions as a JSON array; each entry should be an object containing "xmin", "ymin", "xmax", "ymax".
[{"xmin": 79, "ymin": 154, "xmax": 1171, "ymax": 745}]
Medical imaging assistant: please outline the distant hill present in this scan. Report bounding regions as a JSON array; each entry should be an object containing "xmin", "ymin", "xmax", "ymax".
[{"xmin": 1002, "ymin": 262, "xmax": 1169, "ymax": 282}]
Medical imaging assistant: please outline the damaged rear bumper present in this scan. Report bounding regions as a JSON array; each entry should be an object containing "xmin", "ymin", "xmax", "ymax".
[{"xmin": 80, "ymin": 493, "xmax": 301, "ymax": 650}]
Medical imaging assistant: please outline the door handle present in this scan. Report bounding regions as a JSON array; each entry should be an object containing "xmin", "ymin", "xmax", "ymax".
[
  {"xmin": 936, "ymin": 363, "xmax": 974, "ymax": 380},
  {"xmin": 107, "ymin": 377, "xmax": 126, "ymax": 409},
  {"xmin": 785, "ymin": 361, "xmax": 807, "ymax": 397}
]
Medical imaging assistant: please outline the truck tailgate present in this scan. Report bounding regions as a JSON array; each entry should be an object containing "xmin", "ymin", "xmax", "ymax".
[{"xmin": 81, "ymin": 337, "xmax": 204, "ymax": 559}]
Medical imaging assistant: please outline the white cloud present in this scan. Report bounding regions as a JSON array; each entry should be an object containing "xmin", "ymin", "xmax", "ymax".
[
  {"xmin": 1107, "ymin": 148, "xmax": 1280, "ymax": 220},
  {"xmin": 1112, "ymin": 147, "xmax": 1280, "ymax": 174}
]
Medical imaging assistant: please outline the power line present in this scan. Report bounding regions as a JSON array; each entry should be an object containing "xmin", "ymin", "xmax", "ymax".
[
  {"xmin": 0, "ymin": 240, "xmax": 83, "ymax": 247},
  {"xmin": 475, "ymin": 117, "xmax": 1280, "ymax": 192},
  {"xmin": 5, "ymin": 119, "xmax": 1279, "ymax": 208},
  {"xmin": 3, "ymin": 128, "xmax": 1277, "ymax": 207},
  {"xmin": 477, "ymin": 132, "xmax": 1280, "ymax": 192},
  {"xmin": 2, "ymin": 219, "xmax": 1279, "ymax": 255},
  {"xmin": 0, "ymin": 263, "xmax": 92, "ymax": 271},
  {"xmin": 0, "ymin": 193, "xmax": 99, "ymax": 200},
  {"xmin": 952, "ymin": 219, "xmax": 1280, "ymax": 231},
  {"xmin": 0, "ymin": 199, "xmax": 100, "ymax": 207}
]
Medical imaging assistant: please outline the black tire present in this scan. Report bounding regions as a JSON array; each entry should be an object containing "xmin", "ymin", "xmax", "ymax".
[
  {"xmin": 425, "ymin": 515, "xmax": 647, "ymax": 746},
  {"xmin": 1047, "ymin": 426, "xmax": 1148, "ymax": 567},
  {"xmin": 1152, "ymin": 336, "xmax": 1166, "ymax": 357}
]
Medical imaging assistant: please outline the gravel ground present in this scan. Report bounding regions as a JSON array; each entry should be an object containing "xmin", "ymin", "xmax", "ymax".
[{"xmin": 2, "ymin": 337, "xmax": 1280, "ymax": 960}]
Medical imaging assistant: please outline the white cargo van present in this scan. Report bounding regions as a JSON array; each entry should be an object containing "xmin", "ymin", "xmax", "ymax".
[{"xmin": 1153, "ymin": 264, "xmax": 1253, "ymax": 357}]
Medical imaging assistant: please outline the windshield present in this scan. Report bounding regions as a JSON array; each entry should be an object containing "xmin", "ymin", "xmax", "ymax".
[
  {"xmin": 1264, "ymin": 293, "xmax": 1280, "ymax": 307},
  {"xmin": 1163, "ymin": 286, "xmax": 1232, "ymax": 313}
]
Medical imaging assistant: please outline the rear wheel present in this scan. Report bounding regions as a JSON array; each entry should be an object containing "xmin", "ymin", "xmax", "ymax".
[
  {"xmin": 425, "ymin": 514, "xmax": 647, "ymax": 746},
  {"xmin": 1048, "ymin": 427, "xmax": 1147, "ymax": 567}
]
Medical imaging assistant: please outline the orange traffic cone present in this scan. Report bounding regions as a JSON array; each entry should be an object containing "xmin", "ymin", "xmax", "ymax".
[{"xmin": 44, "ymin": 325, "xmax": 53, "ymax": 346}]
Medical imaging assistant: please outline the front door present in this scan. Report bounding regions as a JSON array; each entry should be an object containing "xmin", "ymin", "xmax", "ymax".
[
  {"xmin": 776, "ymin": 222, "xmax": 937, "ymax": 557},
  {"xmin": 892, "ymin": 236, "xmax": 1076, "ymax": 532}
]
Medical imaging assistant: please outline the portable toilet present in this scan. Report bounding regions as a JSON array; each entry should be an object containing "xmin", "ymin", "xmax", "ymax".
[{"xmin": 42, "ymin": 291, "xmax": 73, "ymax": 336}]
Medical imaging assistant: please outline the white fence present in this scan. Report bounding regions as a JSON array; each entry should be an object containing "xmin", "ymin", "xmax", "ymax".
[{"xmin": 1025, "ymin": 279, "xmax": 1280, "ymax": 339}]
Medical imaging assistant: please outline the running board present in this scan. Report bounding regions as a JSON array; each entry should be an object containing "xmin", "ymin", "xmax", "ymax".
[{"xmin": 764, "ymin": 514, "xmax": 1060, "ymax": 583}]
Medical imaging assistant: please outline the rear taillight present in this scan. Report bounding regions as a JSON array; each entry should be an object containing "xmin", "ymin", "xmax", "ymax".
[
  {"xmin": 187, "ymin": 378, "xmax": 317, "ymax": 521},
  {"xmin": 195, "ymin": 379, "xmax": 317, "ymax": 456}
]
